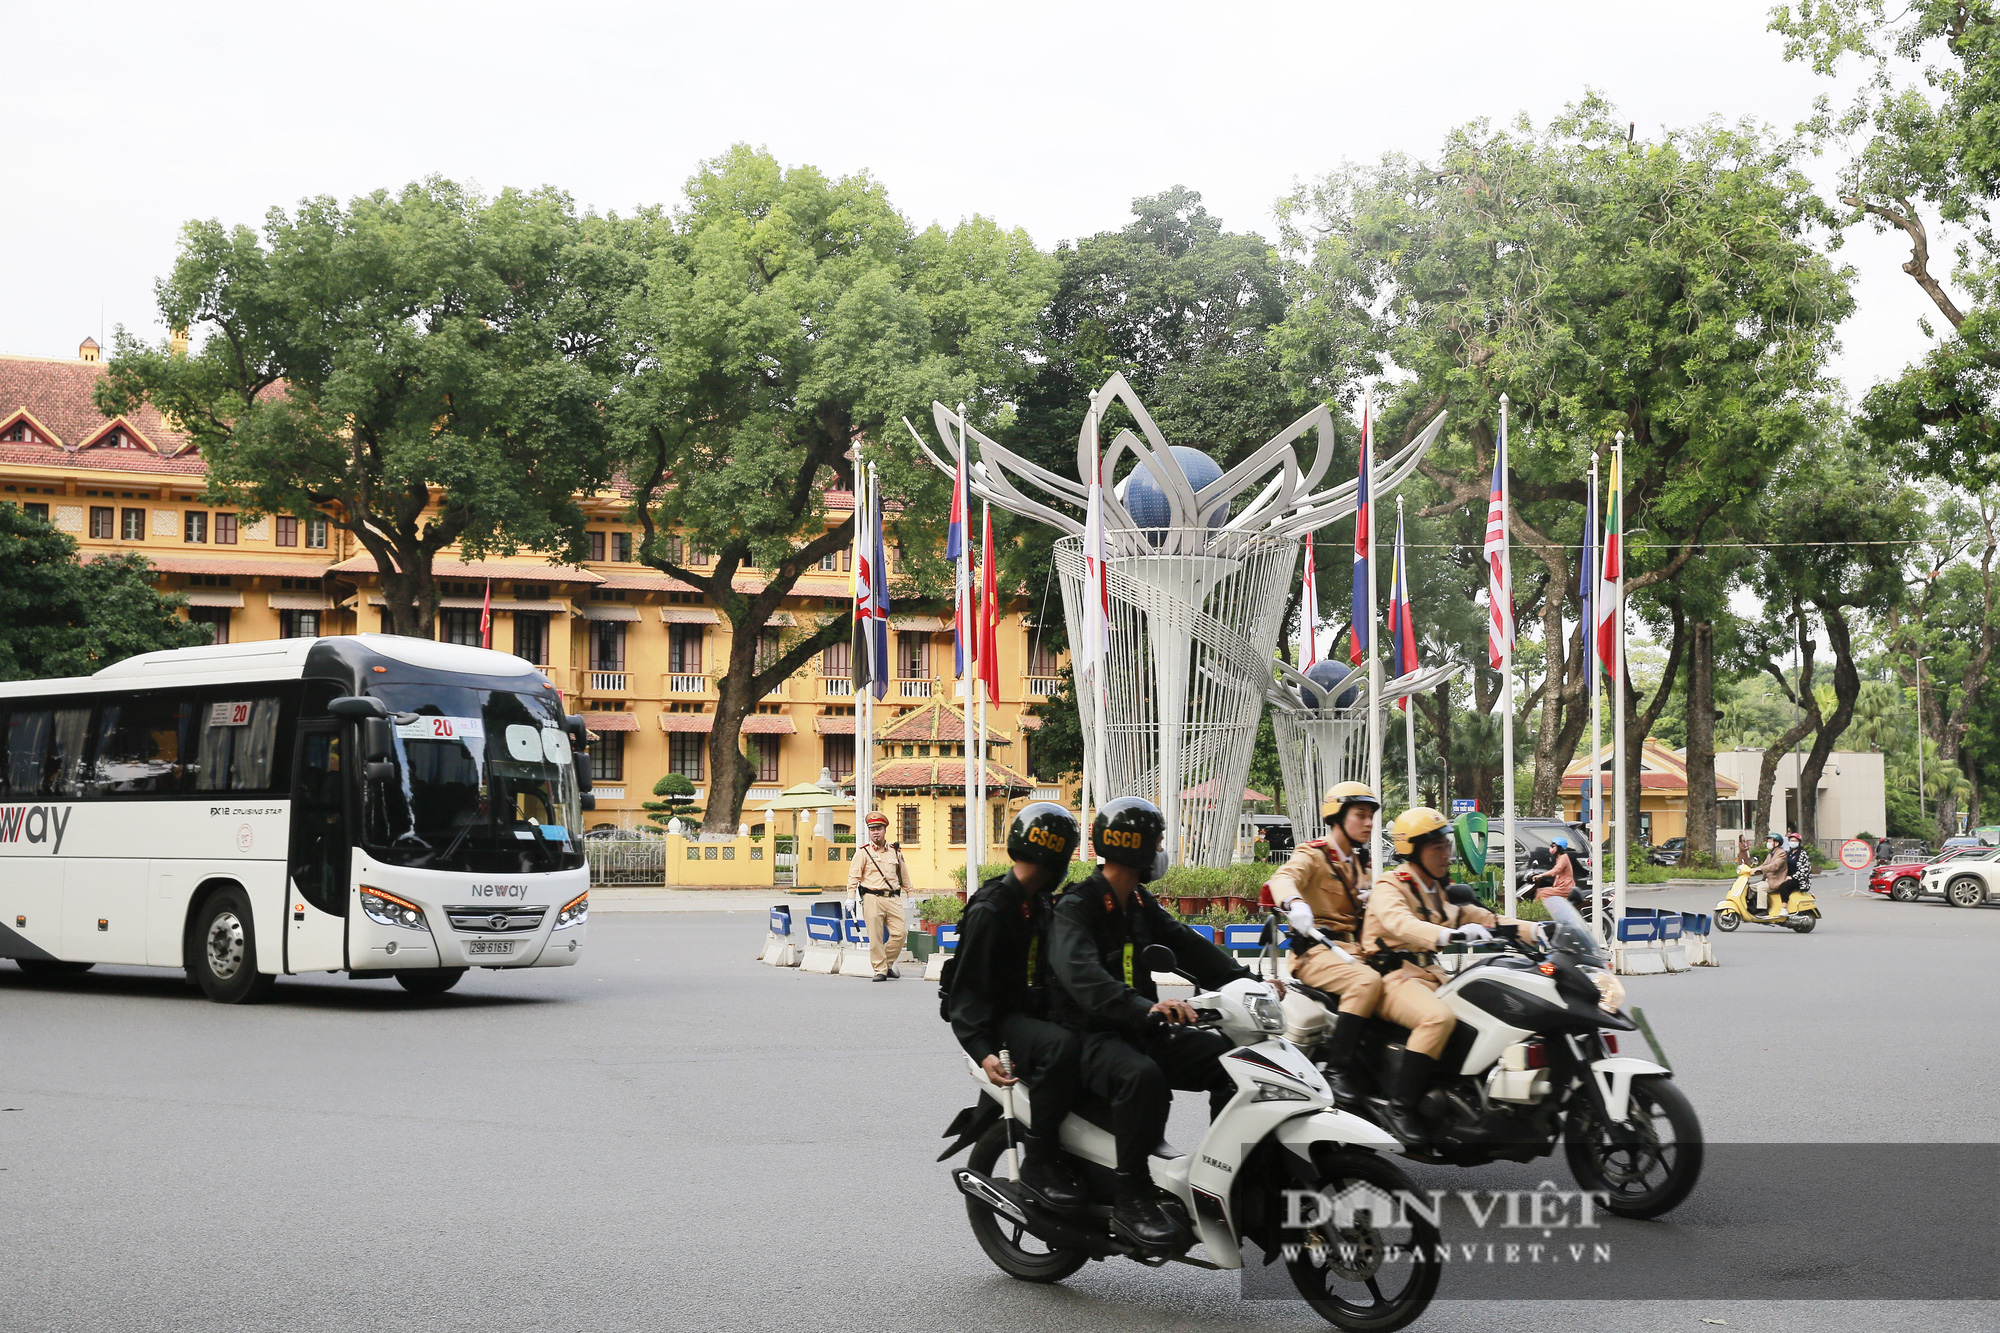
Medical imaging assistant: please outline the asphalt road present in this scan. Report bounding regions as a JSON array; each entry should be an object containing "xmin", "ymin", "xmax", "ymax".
[{"xmin": 2, "ymin": 879, "xmax": 1995, "ymax": 1333}]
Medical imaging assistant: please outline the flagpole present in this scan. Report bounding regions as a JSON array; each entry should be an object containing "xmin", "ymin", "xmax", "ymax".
[
  {"xmin": 1500, "ymin": 396, "xmax": 1517, "ymax": 916},
  {"xmin": 1612, "ymin": 433, "xmax": 1628, "ymax": 933},
  {"xmin": 863, "ymin": 463, "xmax": 878, "ymax": 842},
  {"xmin": 977, "ymin": 499, "xmax": 992, "ymax": 878},
  {"xmin": 1589, "ymin": 450, "xmax": 1605, "ymax": 942},
  {"xmin": 1399, "ymin": 496, "xmax": 1418, "ymax": 807},
  {"xmin": 956, "ymin": 407, "xmax": 976, "ymax": 893},
  {"xmin": 1364, "ymin": 390, "xmax": 1384, "ymax": 872}
]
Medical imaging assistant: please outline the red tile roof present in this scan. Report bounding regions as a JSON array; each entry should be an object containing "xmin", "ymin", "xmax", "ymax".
[
  {"xmin": 873, "ymin": 757, "xmax": 1033, "ymax": 794},
  {"xmin": 0, "ymin": 355, "xmax": 205, "ymax": 475},
  {"xmin": 1560, "ymin": 739, "xmax": 1739, "ymax": 795},
  {"xmin": 86, "ymin": 552, "xmax": 336, "ymax": 579},
  {"xmin": 815, "ymin": 715, "xmax": 856, "ymax": 735},
  {"xmin": 330, "ymin": 554, "xmax": 603, "ymax": 586},
  {"xmin": 583, "ymin": 712, "xmax": 639, "ymax": 733},
  {"xmin": 742, "ymin": 715, "xmax": 797, "ymax": 734},
  {"xmin": 878, "ymin": 699, "xmax": 1009, "ymax": 745}
]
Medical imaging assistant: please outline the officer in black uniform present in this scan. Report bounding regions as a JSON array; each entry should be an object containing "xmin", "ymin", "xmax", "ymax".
[
  {"xmin": 946, "ymin": 802, "xmax": 1090, "ymax": 1212},
  {"xmin": 1048, "ymin": 796, "xmax": 1258, "ymax": 1253}
]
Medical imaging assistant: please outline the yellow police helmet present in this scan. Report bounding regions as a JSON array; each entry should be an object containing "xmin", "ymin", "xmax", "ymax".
[
  {"xmin": 1321, "ymin": 781, "xmax": 1381, "ymax": 821},
  {"xmin": 1389, "ymin": 807, "xmax": 1451, "ymax": 856}
]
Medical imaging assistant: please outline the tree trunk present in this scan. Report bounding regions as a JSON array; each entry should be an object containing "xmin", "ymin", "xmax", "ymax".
[
  {"xmin": 1926, "ymin": 527, "xmax": 1998, "ymax": 844},
  {"xmin": 354, "ymin": 532, "xmax": 440, "ymax": 638},
  {"xmin": 1471, "ymin": 666, "xmax": 1498, "ymax": 813},
  {"xmin": 1796, "ymin": 604, "xmax": 1862, "ymax": 846},
  {"xmin": 1752, "ymin": 628, "xmax": 1817, "ymax": 838},
  {"xmin": 1684, "ymin": 620, "xmax": 1717, "ymax": 866}
]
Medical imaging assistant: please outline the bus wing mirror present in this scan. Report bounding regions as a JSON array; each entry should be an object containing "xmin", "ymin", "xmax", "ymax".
[
  {"xmin": 364, "ymin": 760, "xmax": 396, "ymax": 783},
  {"xmin": 329, "ymin": 696, "xmax": 388, "ymax": 719},
  {"xmin": 363, "ymin": 718, "xmax": 395, "ymax": 763}
]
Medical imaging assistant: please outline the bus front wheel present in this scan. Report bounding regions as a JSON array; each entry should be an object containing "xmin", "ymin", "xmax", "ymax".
[
  {"xmin": 188, "ymin": 887, "xmax": 277, "ymax": 1004},
  {"xmin": 395, "ymin": 968, "xmax": 467, "ymax": 996}
]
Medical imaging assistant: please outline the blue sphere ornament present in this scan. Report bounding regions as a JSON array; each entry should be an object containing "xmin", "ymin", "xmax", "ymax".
[
  {"xmin": 1120, "ymin": 447, "xmax": 1230, "ymax": 545},
  {"xmin": 1298, "ymin": 660, "xmax": 1361, "ymax": 711}
]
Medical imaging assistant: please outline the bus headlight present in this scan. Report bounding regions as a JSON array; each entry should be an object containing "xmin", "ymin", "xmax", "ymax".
[
  {"xmin": 554, "ymin": 891, "xmax": 588, "ymax": 931},
  {"xmin": 360, "ymin": 885, "xmax": 430, "ymax": 932}
]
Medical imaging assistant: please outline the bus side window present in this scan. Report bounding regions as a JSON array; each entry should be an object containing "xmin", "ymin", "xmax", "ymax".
[
  {"xmin": 91, "ymin": 694, "xmax": 195, "ymax": 795},
  {"xmin": 195, "ymin": 697, "xmax": 282, "ymax": 792},
  {"xmin": 14, "ymin": 708, "xmax": 93, "ymax": 799}
]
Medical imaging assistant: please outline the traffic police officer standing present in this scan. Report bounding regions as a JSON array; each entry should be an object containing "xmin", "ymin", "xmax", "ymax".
[
  {"xmin": 1266, "ymin": 781, "xmax": 1384, "ymax": 1104},
  {"xmin": 945, "ymin": 802, "xmax": 1089, "ymax": 1212},
  {"xmin": 847, "ymin": 811, "xmax": 910, "ymax": 980},
  {"xmin": 1048, "ymin": 796, "xmax": 1262, "ymax": 1252},
  {"xmin": 1360, "ymin": 806, "xmax": 1529, "ymax": 1145}
]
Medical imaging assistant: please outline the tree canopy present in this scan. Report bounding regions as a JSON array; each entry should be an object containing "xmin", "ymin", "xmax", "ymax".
[{"xmin": 0, "ymin": 507, "xmax": 209, "ymax": 680}]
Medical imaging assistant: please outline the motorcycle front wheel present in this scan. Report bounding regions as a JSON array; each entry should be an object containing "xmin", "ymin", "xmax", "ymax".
[
  {"xmin": 1281, "ymin": 1148, "xmax": 1441, "ymax": 1332},
  {"xmin": 1714, "ymin": 908, "xmax": 1741, "ymax": 932},
  {"xmin": 1564, "ymin": 1074, "xmax": 1704, "ymax": 1219},
  {"xmin": 963, "ymin": 1123, "xmax": 1089, "ymax": 1283}
]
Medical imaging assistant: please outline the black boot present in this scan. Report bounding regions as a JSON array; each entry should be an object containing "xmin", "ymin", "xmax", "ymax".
[
  {"xmin": 1375, "ymin": 1045, "xmax": 1436, "ymax": 1148},
  {"xmin": 1319, "ymin": 1011, "xmax": 1369, "ymax": 1107},
  {"xmin": 1016, "ymin": 1133, "xmax": 1088, "ymax": 1213},
  {"xmin": 1110, "ymin": 1171, "xmax": 1189, "ymax": 1254}
]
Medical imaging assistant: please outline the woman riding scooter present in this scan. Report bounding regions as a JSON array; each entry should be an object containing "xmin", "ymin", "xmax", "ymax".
[{"xmin": 1754, "ymin": 834, "xmax": 1788, "ymax": 917}]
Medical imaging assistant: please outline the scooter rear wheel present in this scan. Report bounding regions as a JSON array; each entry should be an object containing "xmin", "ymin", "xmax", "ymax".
[
  {"xmin": 963, "ymin": 1123, "xmax": 1089, "ymax": 1283},
  {"xmin": 1281, "ymin": 1148, "xmax": 1441, "ymax": 1332}
]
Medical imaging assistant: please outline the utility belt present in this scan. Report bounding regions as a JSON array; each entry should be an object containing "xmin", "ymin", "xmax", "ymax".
[
  {"xmin": 859, "ymin": 888, "xmax": 903, "ymax": 898},
  {"xmin": 1364, "ymin": 947, "xmax": 1438, "ymax": 975}
]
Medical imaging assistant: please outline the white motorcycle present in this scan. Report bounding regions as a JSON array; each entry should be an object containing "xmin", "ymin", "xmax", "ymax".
[{"xmin": 940, "ymin": 945, "xmax": 1442, "ymax": 1332}]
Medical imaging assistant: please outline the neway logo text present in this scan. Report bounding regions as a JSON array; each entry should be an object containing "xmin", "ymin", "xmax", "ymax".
[{"xmin": 0, "ymin": 805, "xmax": 73, "ymax": 853}]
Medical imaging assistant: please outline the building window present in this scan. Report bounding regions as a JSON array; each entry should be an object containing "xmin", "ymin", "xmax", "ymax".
[
  {"xmin": 275, "ymin": 516, "xmax": 298, "ymax": 547},
  {"xmin": 668, "ymin": 624, "xmax": 702, "ymax": 674},
  {"xmin": 669, "ymin": 732, "xmax": 704, "ymax": 780},
  {"xmin": 188, "ymin": 606, "xmax": 230, "ymax": 644},
  {"xmin": 821, "ymin": 640, "xmax": 850, "ymax": 676},
  {"xmin": 214, "ymin": 513, "xmax": 238, "ymax": 545},
  {"xmin": 591, "ymin": 622, "xmax": 626, "ymax": 671},
  {"xmin": 757, "ymin": 628, "xmax": 781, "ymax": 673},
  {"xmin": 514, "ymin": 613, "xmax": 547, "ymax": 666},
  {"xmin": 587, "ymin": 531, "xmax": 606, "ymax": 562},
  {"xmin": 822, "ymin": 735, "xmax": 854, "ymax": 779},
  {"xmin": 950, "ymin": 805, "xmax": 967, "ymax": 846},
  {"xmin": 23, "ymin": 502, "xmax": 49, "ymax": 521},
  {"xmin": 817, "ymin": 550, "xmax": 851, "ymax": 572},
  {"xmin": 899, "ymin": 805, "xmax": 920, "ymax": 846},
  {"xmin": 591, "ymin": 732, "xmax": 627, "ymax": 782},
  {"xmin": 898, "ymin": 631, "xmax": 929, "ymax": 679},
  {"xmin": 438, "ymin": 610, "xmax": 482, "ymax": 646},
  {"xmin": 751, "ymin": 735, "xmax": 779, "ymax": 782},
  {"xmin": 184, "ymin": 511, "xmax": 208, "ymax": 543},
  {"xmin": 88, "ymin": 506, "xmax": 113, "ymax": 539},
  {"xmin": 993, "ymin": 802, "xmax": 1006, "ymax": 846},
  {"xmin": 280, "ymin": 610, "xmax": 321, "ymax": 639},
  {"xmin": 687, "ymin": 543, "xmax": 711, "ymax": 565},
  {"xmin": 612, "ymin": 532, "xmax": 632, "ymax": 562},
  {"xmin": 1716, "ymin": 800, "xmax": 1748, "ymax": 829},
  {"xmin": 305, "ymin": 517, "xmax": 328, "ymax": 548},
  {"xmin": 121, "ymin": 508, "xmax": 145, "ymax": 541},
  {"xmin": 1028, "ymin": 635, "xmax": 1059, "ymax": 677},
  {"xmin": 659, "ymin": 534, "xmax": 682, "ymax": 564}
]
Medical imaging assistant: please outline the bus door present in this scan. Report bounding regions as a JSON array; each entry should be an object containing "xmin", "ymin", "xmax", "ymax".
[{"xmin": 286, "ymin": 722, "xmax": 349, "ymax": 973}]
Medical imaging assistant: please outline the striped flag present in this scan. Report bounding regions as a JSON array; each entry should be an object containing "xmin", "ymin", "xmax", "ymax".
[
  {"xmin": 1595, "ymin": 451, "xmax": 1622, "ymax": 682},
  {"xmin": 1299, "ymin": 539, "xmax": 1319, "ymax": 668},
  {"xmin": 946, "ymin": 433, "xmax": 971, "ymax": 679},
  {"xmin": 852, "ymin": 476, "xmax": 891, "ymax": 699},
  {"xmin": 1580, "ymin": 461, "xmax": 1596, "ymax": 679},
  {"xmin": 1388, "ymin": 509, "xmax": 1418, "ymax": 707},
  {"xmin": 978, "ymin": 503, "xmax": 1000, "ymax": 705},
  {"xmin": 1484, "ymin": 446, "xmax": 1513, "ymax": 668},
  {"xmin": 1081, "ymin": 454, "xmax": 1110, "ymax": 719},
  {"xmin": 1349, "ymin": 402, "xmax": 1371, "ymax": 665}
]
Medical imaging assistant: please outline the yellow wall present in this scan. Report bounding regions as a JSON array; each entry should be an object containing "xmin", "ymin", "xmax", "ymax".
[{"xmin": 1559, "ymin": 791, "xmax": 1687, "ymax": 843}]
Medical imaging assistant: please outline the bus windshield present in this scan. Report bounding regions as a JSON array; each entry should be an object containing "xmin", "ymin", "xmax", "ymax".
[{"xmin": 362, "ymin": 684, "xmax": 584, "ymax": 874}]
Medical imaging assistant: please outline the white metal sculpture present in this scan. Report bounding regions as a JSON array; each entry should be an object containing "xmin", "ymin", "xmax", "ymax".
[
  {"xmin": 911, "ymin": 374, "xmax": 1444, "ymax": 866},
  {"xmin": 1267, "ymin": 659, "xmax": 1461, "ymax": 842}
]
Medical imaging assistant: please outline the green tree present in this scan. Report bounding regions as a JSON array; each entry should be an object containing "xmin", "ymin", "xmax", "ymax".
[
  {"xmin": 0, "ymin": 507, "xmax": 208, "ymax": 679},
  {"xmin": 96, "ymin": 180, "xmax": 627, "ymax": 635},
  {"xmin": 1277, "ymin": 97, "xmax": 1854, "ymax": 819},
  {"xmin": 642, "ymin": 773, "xmax": 702, "ymax": 831},
  {"xmin": 613, "ymin": 147, "xmax": 1052, "ymax": 831}
]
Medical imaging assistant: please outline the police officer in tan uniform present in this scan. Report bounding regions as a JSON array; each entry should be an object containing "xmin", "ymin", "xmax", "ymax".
[
  {"xmin": 847, "ymin": 811, "xmax": 910, "ymax": 980},
  {"xmin": 1266, "ymin": 781, "xmax": 1384, "ymax": 1104},
  {"xmin": 1360, "ymin": 806, "xmax": 1529, "ymax": 1145}
]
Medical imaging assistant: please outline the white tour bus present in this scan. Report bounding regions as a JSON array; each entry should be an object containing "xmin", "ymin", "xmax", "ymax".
[{"xmin": 0, "ymin": 634, "xmax": 592, "ymax": 1002}]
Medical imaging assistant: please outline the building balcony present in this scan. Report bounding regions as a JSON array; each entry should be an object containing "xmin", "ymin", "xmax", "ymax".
[
  {"xmin": 820, "ymin": 676, "xmax": 855, "ymax": 698},
  {"xmin": 897, "ymin": 677, "xmax": 933, "ymax": 699},
  {"xmin": 586, "ymin": 670, "xmax": 629, "ymax": 694},
  {"xmin": 1026, "ymin": 677, "xmax": 1061, "ymax": 697},
  {"xmin": 665, "ymin": 672, "xmax": 711, "ymax": 696}
]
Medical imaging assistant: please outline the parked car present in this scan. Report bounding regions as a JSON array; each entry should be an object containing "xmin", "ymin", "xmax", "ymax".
[
  {"xmin": 1921, "ymin": 845, "xmax": 2000, "ymax": 908},
  {"xmin": 1647, "ymin": 836, "xmax": 1687, "ymax": 867},
  {"xmin": 1871, "ymin": 843, "xmax": 1996, "ymax": 901}
]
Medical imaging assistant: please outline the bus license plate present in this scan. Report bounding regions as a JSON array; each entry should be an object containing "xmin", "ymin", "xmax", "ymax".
[{"xmin": 467, "ymin": 940, "xmax": 515, "ymax": 956}]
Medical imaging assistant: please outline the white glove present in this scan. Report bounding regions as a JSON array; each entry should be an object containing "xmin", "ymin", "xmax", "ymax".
[
  {"xmin": 1456, "ymin": 923, "xmax": 1494, "ymax": 944},
  {"xmin": 1285, "ymin": 897, "xmax": 1317, "ymax": 937}
]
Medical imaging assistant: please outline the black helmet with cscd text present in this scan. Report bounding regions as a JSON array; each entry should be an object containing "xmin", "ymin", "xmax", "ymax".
[
  {"xmin": 1008, "ymin": 802, "xmax": 1081, "ymax": 871},
  {"xmin": 1092, "ymin": 796, "xmax": 1170, "ymax": 881}
]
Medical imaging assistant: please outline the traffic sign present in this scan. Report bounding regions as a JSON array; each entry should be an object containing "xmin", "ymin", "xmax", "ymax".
[
  {"xmin": 1451, "ymin": 798, "xmax": 1478, "ymax": 815},
  {"xmin": 1838, "ymin": 838, "xmax": 1874, "ymax": 870}
]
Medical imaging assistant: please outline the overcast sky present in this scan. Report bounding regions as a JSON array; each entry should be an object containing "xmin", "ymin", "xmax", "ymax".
[{"xmin": 1, "ymin": 0, "xmax": 1939, "ymax": 403}]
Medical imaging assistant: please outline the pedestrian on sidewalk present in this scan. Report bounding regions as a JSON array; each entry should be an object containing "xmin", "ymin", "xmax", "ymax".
[{"xmin": 848, "ymin": 811, "xmax": 911, "ymax": 981}]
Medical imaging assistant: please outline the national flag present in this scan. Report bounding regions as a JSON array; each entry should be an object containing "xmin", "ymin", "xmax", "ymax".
[
  {"xmin": 978, "ymin": 504, "xmax": 1001, "ymax": 705},
  {"xmin": 1388, "ymin": 510, "xmax": 1418, "ymax": 707},
  {"xmin": 851, "ymin": 481, "xmax": 874, "ymax": 697},
  {"xmin": 1299, "ymin": 539, "xmax": 1319, "ymax": 669},
  {"xmin": 1484, "ymin": 447, "xmax": 1513, "ymax": 668},
  {"xmin": 1595, "ymin": 451, "xmax": 1622, "ymax": 683},
  {"xmin": 869, "ymin": 480, "xmax": 891, "ymax": 696},
  {"xmin": 1081, "ymin": 455, "xmax": 1110, "ymax": 720},
  {"xmin": 1580, "ymin": 462, "xmax": 1597, "ymax": 680},
  {"xmin": 1349, "ymin": 401, "xmax": 1371, "ymax": 665},
  {"xmin": 479, "ymin": 578, "xmax": 493, "ymax": 650},
  {"xmin": 947, "ymin": 429, "xmax": 971, "ymax": 679}
]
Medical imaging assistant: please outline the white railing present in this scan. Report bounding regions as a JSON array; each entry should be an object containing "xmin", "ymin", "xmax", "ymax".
[
  {"xmin": 1032, "ymin": 786, "xmax": 1063, "ymax": 803},
  {"xmin": 593, "ymin": 786, "xmax": 626, "ymax": 801},
  {"xmin": 668, "ymin": 674, "xmax": 706, "ymax": 694},
  {"xmin": 899, "ymin": 678, "xmax": 933, "ymax": 698},
  {"xmin": 589, "ymin": 671, "xmax": 629, "ymax": 693},
  {"xmin": 1027, "ymin": 677, "xmax": 1061, "ymax": 696},
  {"xmin": 821, "ymin": 677, "xmax": 854, "ymax": 697}
]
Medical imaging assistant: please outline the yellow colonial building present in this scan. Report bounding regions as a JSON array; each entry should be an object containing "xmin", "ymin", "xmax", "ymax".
[{"xmin": 0, "ymin": 342, "xmax": 1066, "ymax": 868}]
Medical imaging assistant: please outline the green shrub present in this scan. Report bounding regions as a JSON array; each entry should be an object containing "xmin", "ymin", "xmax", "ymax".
[{"xmin": 914, "ymin": 894, "xmax": 965, "ymax": 924}]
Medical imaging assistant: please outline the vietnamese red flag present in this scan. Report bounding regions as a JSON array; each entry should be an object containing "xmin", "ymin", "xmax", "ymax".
[
  {"xmin": 1388, "ymin": 509, "xmax": 1418, "ymax": 708},
  {"xmin": 479, "ymin": 578, "xmax": 493, "ymax": 649},
  {"xmin": 978, "ymin": 504, "xmax": 1001, "ymax": 705},
  {"xmin": 1595, "ymin": 451, "xmax": 1622, "ymax": 682}
]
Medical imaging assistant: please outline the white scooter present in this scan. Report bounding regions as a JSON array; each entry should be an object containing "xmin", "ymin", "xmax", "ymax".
[{"xmin": 940, "ymin": 944, "xmax": 1441, "ymax": 1332}]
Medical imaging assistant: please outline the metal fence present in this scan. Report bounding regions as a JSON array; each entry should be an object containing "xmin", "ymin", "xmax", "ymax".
[{"xmin": 585, "ymin": 839, "xmax": 666, "ymax": 886}]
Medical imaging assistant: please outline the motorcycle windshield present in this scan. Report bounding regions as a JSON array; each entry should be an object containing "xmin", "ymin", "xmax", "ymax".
[{"xmin": 1544, "ymin": 895, "xmax": 1604, "ymax": 962}]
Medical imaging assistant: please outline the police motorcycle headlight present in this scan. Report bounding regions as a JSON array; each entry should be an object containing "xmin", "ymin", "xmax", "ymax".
[
  {"xmin": 554, "ymin": 891, "xmax": 588, "ymax": 930},
  {"xmin": 1252, "ymin": 1081, "xmax": 1312, "ymax": 1103},
  {"xmin": 1245, "ymin": 991, "xmax": 1286, "ymax": 1035},
  {"xmin": 1583, "ymin": 966, "xmax": 1625, "ymax": 1014},
  {"xmin": 360, "ymin": 885, "xmax": 430, "ymax": 932}
]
